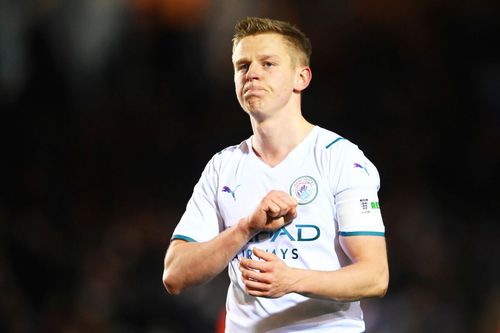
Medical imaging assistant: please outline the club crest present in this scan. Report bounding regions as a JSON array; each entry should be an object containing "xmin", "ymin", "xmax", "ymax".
[{"xmin": 290, "ymin": 176, "xmax": 318, "ymax": 205}]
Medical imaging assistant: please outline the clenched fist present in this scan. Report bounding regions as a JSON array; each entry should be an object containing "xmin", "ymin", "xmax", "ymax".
[{"xmin": 246, "ymin": 190, "xmax": 298, "ymax": 236}]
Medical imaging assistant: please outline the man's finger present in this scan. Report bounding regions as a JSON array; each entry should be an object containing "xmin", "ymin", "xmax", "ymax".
[
  {"xmin": 240, "ymin": 257, "xmax": 267, "ymax": 271},
  {"xmin": 240, "ymin": 266, "xmax": 272, "ymax": 284},
  {"xmin": 253, "ymin": 247, "xmax": 279, "ymax": 261},
  {"xmin": 244, "ymin": 279, "xmax": 270, "ymax": 293},
  {"xmin": 284, "ymin": 206, "xmax": 297, "ymax": 223},
  {"xmin": 264, "ymin": 200, "xmax": 282, "ymax": 217}
]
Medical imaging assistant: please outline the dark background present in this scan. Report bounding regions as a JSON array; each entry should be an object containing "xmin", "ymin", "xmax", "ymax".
[{"xmin": 1, "ymin": 1, "xmax": 499, "ymax": 332}]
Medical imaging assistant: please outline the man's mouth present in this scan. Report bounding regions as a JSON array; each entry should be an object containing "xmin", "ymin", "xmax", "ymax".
[{"xmin": 244, "ymin": 85, "xmax": 265, "ymax": 95}]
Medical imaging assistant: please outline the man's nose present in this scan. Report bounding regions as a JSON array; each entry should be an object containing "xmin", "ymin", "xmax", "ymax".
[{"xmin": 246, "ymin": 63, "xmax": 262, "ymax": 80}]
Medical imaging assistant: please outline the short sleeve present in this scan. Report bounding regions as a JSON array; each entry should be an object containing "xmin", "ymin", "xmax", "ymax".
[
  {"xmin": 171, "ymin": 156, "xmax": 223, "ymax": 242},
  {"xmin": 333, "ymin": 142, "xmax": 385, "ymax": 236}
]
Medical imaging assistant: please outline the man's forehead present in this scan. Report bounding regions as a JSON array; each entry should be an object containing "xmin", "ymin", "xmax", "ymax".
[{"xmin": 232, "ymin": 33, "xmax": 290, "ymax": 60}]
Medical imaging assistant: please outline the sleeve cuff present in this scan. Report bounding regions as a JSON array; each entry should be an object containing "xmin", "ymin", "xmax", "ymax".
[
  {"xmin": 171, "ymin": 234, "xmax": 198, "ymax": 242},
  {"xmin": 339, "ymin": 231, "xmax": 385, "ymax": 237}
]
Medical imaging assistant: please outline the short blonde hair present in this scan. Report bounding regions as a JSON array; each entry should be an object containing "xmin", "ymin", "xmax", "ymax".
[{"xmin": 232, "ymin": 17, "xmax": 312, "ymax": 66}]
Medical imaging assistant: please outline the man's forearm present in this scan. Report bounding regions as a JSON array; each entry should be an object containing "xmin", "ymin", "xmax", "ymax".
[
  {"xmin": 292, "ymin": 236, "xmax": 389, "ymax": 301},
  {"xmin": 291, "ymin": 260, "xmax": 389, "ymax": 302},
  {"xmin": 163, "ymin": 218, "xmax": 252, "ymax": 294}
]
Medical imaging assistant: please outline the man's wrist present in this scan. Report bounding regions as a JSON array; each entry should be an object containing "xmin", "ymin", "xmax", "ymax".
[
  {"xmin": 289, "ymin": 268, "xmax": 307, "ymax": 295},
  {"xmin": 236, "ymin": 217, "xmax": 257, "ymax": 242}
]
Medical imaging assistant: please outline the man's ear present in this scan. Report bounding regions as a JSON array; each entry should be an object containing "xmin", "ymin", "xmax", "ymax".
[{"xmin": 294, "ymin": 66, "xmax": 312, "ymax": 93}]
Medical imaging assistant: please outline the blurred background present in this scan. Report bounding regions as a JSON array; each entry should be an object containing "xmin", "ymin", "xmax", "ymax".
[{"xmin": 1, "ymin": 0, "xmax": 499, "ymax": 332}]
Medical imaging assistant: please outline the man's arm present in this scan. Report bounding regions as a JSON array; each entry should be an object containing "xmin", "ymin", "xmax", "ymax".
[
  {"xmin": 163, "ymin": 220, "xmax": 253, "ymax": 295},
  {"xmin": 239, "ymin": 235, "xmax": 388, "ymax": 301},
  {"xmin": 163, "ymin": 190, "xmax": 298, "ymax": 295}
]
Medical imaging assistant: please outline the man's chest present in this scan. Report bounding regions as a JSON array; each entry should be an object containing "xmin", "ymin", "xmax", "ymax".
[{"xmin": 216, "ymin": 158, "xmax": 335, "ymax": 230}]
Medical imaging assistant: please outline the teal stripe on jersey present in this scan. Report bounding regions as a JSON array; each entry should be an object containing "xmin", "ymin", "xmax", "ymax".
[
  {"xmin": 339, "ymin": 231, "xmax": 385, "ymax": 237},
  {"xmin": 325, "ymin": 137, "xmax": 345, "ymax": 149},
  {"xmin": 171, "ymin": 234, "xmax": 198, "ymax": 242}
]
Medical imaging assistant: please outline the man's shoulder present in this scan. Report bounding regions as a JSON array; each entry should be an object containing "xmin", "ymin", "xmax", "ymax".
[
  {"xmin": 314, "ymin": 126, "xmax": 357, "ymax": 152},
  {"xmin": 216, "ymin": 139, "xmax": 250, "ymax": 157},
  {"xmin": 208, "ymin": 138, "xmax": 251, "ymax": 167}
]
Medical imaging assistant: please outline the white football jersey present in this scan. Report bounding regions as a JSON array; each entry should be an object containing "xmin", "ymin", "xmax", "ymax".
[{"xmin": 172, "ymin": 126, "xmax": 385, "ymax": 333}]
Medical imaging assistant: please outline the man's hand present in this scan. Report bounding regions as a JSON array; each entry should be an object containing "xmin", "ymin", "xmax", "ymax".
[
  {"xmin": 239, "ymin": 248, "xmax": 298, "ymax": 298},
  {"xmin": 246, "ymin": 190, "xmax": 298, "ymax": 236}
]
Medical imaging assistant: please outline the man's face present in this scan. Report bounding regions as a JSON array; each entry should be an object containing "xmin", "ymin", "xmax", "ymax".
[{"xmin": 232, "ymin": 33, "xmax": 300, "ymax": 121}]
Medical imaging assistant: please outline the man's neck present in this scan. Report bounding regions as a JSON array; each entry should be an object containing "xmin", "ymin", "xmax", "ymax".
[{"xmin": 251, "ymin": 116, "xmax": 314, "ymax": 167}]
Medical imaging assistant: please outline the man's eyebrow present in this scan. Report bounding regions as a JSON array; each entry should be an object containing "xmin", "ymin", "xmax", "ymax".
[
  {"xmin": 233, "ymin": 54, "xmax": 280, "ymax": 66},
  {"xmin": 233, "ymin": 58, "xmax": 249, "ymax": 67},
  {"xmin": 259, "ymin": 54, "xmax": 280, "ymax": 60},
  {"xmin": 258, "ymin": 54, "xmax": 280, "ymax": 62}
]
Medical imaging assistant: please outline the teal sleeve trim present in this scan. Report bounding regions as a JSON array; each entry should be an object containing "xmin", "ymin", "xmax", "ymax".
[
  {"xmin": 339, "ymin": 231, "xmax": 385, "ymax": 237},
  {"xmin": 325, "ymin": 137, "xmax": 345, "ymax": 149},
  {"xmin": 171, "ymin": 234, "xmax": 198, "ymax": 242}
]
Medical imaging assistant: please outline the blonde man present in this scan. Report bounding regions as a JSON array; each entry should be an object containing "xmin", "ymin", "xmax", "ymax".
[{"xmin": 163, "ymin": 17, "xmax": 389, "ymax": 333}]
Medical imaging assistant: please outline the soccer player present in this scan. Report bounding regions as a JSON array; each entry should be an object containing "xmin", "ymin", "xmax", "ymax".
[{"xmin": 163, "ymin": 17, "xmax": 389, "ymax": 332}]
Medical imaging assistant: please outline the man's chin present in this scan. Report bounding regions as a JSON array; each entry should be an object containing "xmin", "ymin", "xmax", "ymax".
[
  {"xmin": 246, "ymin": 108, "xmax": 271, "ymax": 123},
  {"xmin": 245, "ymin": 100, "xmax": 263, "ymax": 112}
]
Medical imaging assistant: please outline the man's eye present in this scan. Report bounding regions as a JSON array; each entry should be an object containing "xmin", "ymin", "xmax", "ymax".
[
  {"xmin": 264, "ymin": 62, "xmax": 274, "ymax": 67},
  {"xmin": 239, "ymin": 64, "xmax": 249, "ymax": 71}
]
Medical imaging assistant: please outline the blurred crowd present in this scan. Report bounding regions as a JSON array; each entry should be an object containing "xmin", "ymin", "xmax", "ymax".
[{"xmin": 1, "ymin": 1, "xmax": 499, "ymax": 332}]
